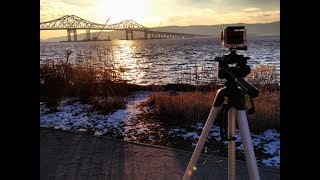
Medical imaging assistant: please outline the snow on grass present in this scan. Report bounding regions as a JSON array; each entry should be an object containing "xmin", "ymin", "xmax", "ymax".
[
  {"xmin": 168, "ymin": 123, "xmax": 222, "ymax": 142},
  {"xmin": 168, "ymin": 122, "xmax": 280, "ymax": 168},
  {"xmin": 40, "ymin": 100, "xmax": 98, "ymax": 131},
  {"xmin": 234, "ymin": 129, "xmax": 280, "ymax": 167},
  {"xmin": 40, "ymin": 91, "xmax": 150, "ymax": 136}
]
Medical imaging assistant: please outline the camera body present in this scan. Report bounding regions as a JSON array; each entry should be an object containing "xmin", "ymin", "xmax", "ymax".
[
  {"xmin": 215, "ymin": 26, "xmax": 250, "ymax": 79},
  {"xmin": 221, "ymin": 26, "xmax": 247, "ymax": 50}
]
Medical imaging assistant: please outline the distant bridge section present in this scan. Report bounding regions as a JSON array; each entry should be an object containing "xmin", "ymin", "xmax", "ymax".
[{"xmin": 40, "ymin": 15, "xmax": 208, "ymax": 41}]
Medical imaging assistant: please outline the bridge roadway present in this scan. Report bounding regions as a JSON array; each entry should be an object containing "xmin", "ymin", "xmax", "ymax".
[{"xmin": 40, "ymin": 127, "xmax": 280, "ymax": 180}]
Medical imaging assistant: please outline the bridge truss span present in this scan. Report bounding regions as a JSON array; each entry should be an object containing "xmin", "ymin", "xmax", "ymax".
[{"xmin": 40, "ymin": 15, "xmax": 208, "ymax": 41}]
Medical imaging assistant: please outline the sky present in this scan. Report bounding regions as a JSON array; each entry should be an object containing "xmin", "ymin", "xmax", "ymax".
[{"xmin": 40, "ymin": 0, "xmax": 280, "ymax": 39}]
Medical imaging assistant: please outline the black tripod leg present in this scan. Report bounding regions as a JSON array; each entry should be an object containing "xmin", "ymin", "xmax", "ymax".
[
  {"xmin": 222, "ymin": 104, "xmax": 229, "ymax": 140},
  {"xmin": 217, "ymin": 104, "xmax": 229, "ymax": 141}
]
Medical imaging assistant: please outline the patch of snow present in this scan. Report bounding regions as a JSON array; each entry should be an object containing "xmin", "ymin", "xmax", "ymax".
[
  {"xmin": 263, "ymin": 140, "xmax": 280, "ymax": 155},
  {"xmin": 209, "ymin": 126, "xmax": 222, "ymax": 140},
  {"xmin": 40, "ymin": 91, "xmax": 150, "ymax": 136},
  {"xmin": 182, "ymin": 132, "xmax": 200, "ymax": 140},
  {"xmin": 169, "ymin": 122, "xmax": 280, "ymax": 168},
  {"xmin": 261, "ymin": 156, "xmax": 280, "ymax": 168}
]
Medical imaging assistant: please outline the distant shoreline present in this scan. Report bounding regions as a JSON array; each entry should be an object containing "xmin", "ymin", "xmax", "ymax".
[{"xmin": 40, "ymin": 34, "xmax": 280, "ymax": 43}]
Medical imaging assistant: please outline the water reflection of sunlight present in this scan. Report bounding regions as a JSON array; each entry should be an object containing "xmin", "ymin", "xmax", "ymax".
[
  {"xmin": 41, "ymin": 36, "xmax": 279, "ymax": 86},
  {"xmin": 111, "ymin": 40, "xmax": 147, "ymax": 84}
]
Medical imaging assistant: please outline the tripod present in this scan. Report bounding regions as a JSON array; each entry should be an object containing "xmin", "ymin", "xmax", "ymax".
[{"xmin": 183, "ymin": 51, "xmax": 260, "ymax": 180}]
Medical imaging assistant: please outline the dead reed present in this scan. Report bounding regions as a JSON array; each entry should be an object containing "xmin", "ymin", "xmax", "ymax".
[
  {"xmin": 149, "ymin": 89, "xmax": 279, "ymax": 133},
  {"xmin": 40, "ymin": 50, "xmax": 131, "ymax": 113}
]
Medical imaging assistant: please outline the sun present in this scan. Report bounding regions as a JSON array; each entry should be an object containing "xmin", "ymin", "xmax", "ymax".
[{"xmin": 95, "ymin": 0, "xmax": 149, "ymax": 24}]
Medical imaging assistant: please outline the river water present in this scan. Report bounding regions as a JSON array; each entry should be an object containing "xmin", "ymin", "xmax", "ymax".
[{"xmin": 40, "ymin": 35, "xmax": 279, "ymax": 85}]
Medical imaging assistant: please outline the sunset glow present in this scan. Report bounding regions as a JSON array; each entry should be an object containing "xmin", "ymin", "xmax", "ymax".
[{"xmin": 95, "ymin": 0, "xmax": 149, "ymax": 24}]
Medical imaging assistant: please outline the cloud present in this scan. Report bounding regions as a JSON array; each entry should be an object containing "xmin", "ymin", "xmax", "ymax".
[
  {"xmin": 166, "ymin": 16, "xmax": 192, "ymax": 25},
  {"xmin": 61, "ymin": 0, "xmax": 99, "ymax": 6},
  {"xmin": 40, "ymin": 1, "xmax": 67, "ymax": 21},
  {"xmin": 241, "ymin": 10, "xmax": 280, "ymax": 23},
  {"xmin": 243, "ymin": 7, "xmax": 261, "ymax": 12},
  {"xmin": 40, "ymin": 0, "xmax": 99, "ymax": 22},
  {"xmin": 175, "ymin": 0, "xmax": 279, "ymax": 10},
  {"xmin": 258, "ymin": 10, "xmax": 280, "ymax": 20},
  {"xmin": 163, "ymin": 9, "xmax": 279, "ymax": 26}
]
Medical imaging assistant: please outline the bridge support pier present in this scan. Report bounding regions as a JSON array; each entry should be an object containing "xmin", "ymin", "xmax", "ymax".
[
  {"xmin": 144, "ymin": 30, "xmax": 148, "ymax": 39},
  {"xmin": 66, "ymin": 29, "xmax": 77, "ymax": 41},
  {"xmin": 126, "ymin": 30, "xmax": 128, "ymax": 40},
  {"xmin": 125, "ymin": 30, "xmax": 134, "ymax": 40},
  {"xmin": 86, "ymin": 30, "xmax": 90, "ymax": 40},
  {"xmin": 73, "ymin": 29, "xmax": 77, "ymax": 41},
  {"xmin": 67, "ymin": 29, "xmax": 71, "ymax": 41}
]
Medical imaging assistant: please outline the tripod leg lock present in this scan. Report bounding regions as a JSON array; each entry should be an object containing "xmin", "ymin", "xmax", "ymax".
[{"xmin": 227, "ymin": 136, "xmax": 237, "ymax": 141}]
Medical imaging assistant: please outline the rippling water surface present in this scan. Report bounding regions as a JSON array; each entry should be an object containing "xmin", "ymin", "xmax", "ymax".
[{"xmin": 40, "ymin": 35, "xmax": 279, "ymax": 85}]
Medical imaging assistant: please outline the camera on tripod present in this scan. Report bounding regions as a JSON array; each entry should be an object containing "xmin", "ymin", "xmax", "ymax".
[
  {"xmin": 215, "ymin": 26, "xmax": 250, "ymax": 80},
  {"xmin": 183, "ymin": 26, "xmax": 261, "ymax": 180},
  {"xmin": 214, "ymin": 26, "xmax": 259, "ymax": 98}
]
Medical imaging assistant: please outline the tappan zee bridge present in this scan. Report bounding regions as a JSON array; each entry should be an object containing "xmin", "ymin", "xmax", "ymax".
[{"xmin": 40, "ymin": 15, "xmax": 208, "ymax": 41}]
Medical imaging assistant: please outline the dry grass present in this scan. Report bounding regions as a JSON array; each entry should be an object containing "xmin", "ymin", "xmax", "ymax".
[
  {"xmin": 149, "ymin": 91, "xmax": 217, "ymax": 126},
  {"xmin": 247, "ymin": 65, "xmax": 279, "ymax": 92},
  {"xmin": 149, "ymin": 89, "xmax": 279, "ymax": 133},
  {"xmin": 247, "ymin": 90, "xmax": 280, "ymax": 132},
  {"xmin": 247, "ymin": 65, "xmax": 279, "ymax": 84},
  {"xmin": 40, "ymin": 54, "xmax": 130, "ymax": 112}
]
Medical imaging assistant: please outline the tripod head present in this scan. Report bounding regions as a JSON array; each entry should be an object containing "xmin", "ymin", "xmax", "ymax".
[{"xmin": 214, "ymin": 50, "xmax": 259, "ymax": 98}]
